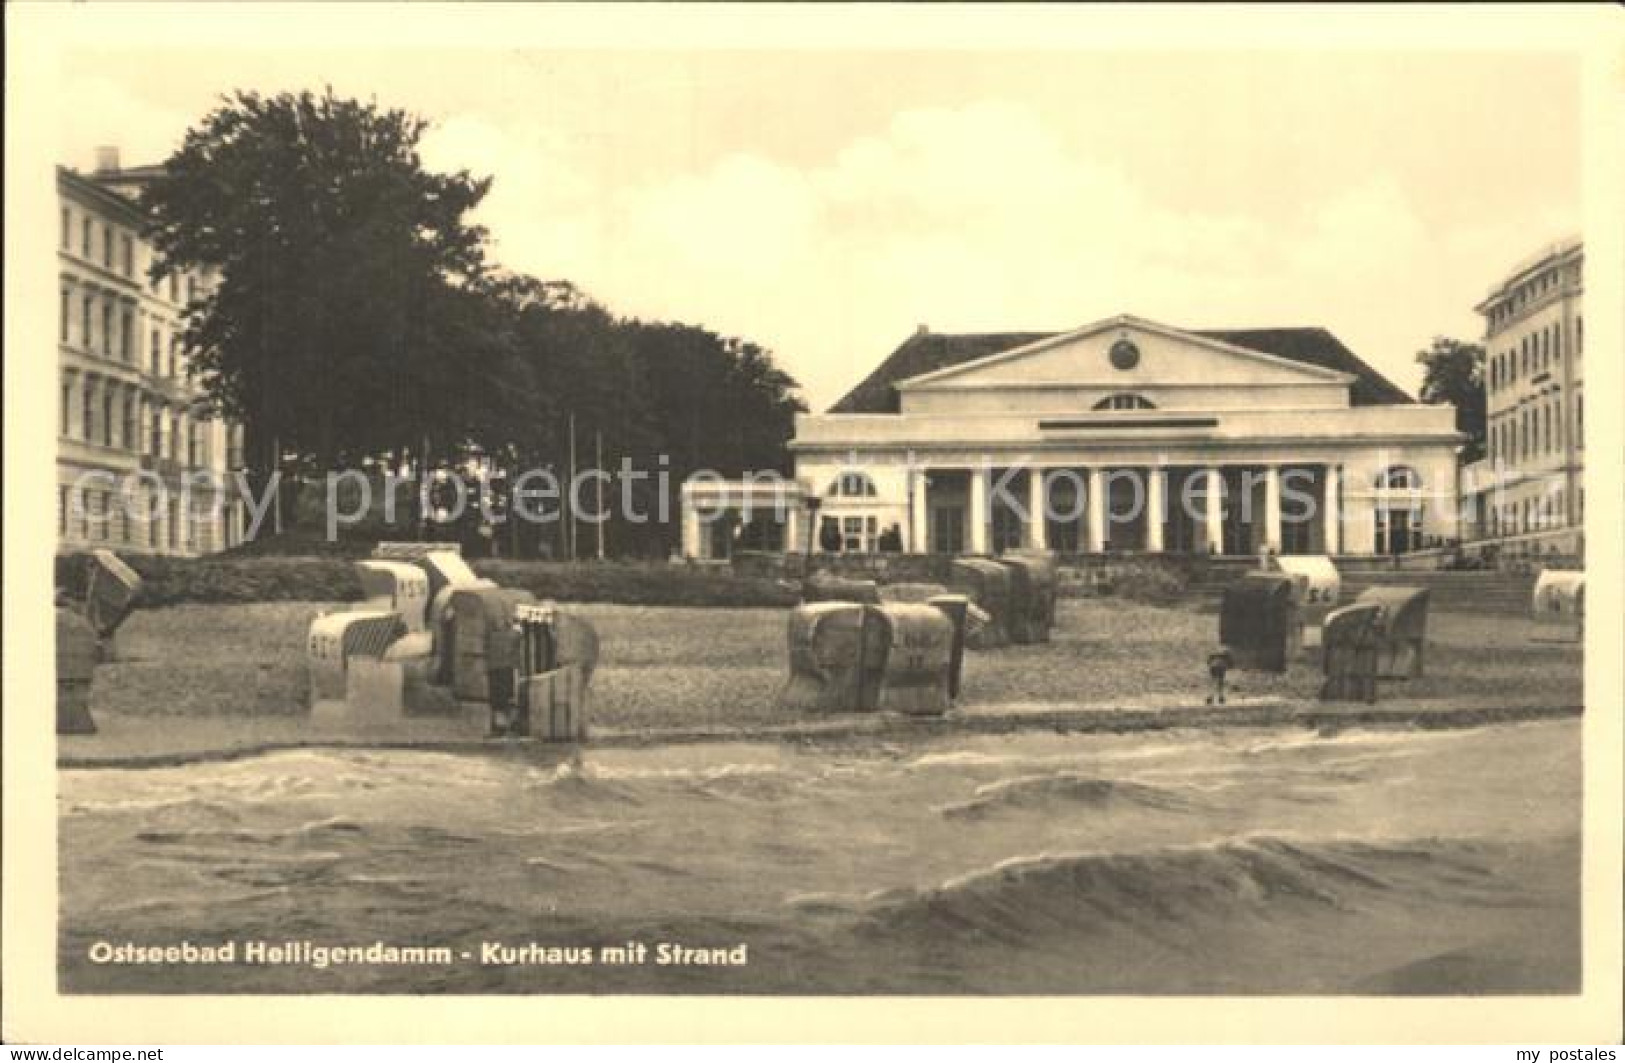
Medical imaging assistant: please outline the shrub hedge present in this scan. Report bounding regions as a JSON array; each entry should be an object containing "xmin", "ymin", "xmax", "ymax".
[
  {"xmin": 1103, "ymin": 559, "xmax": 1192, "ymax": 603},
  {"xmin": 474, "ymin": 560, "xmax": 798, "ymax": 609},
  {"xmin": 55, "ymin": 552, "xmax": 796, "ymax": 609},
  {"xmin": 55, "ymin": 552, "xmax": 366, "ymax": 608}
]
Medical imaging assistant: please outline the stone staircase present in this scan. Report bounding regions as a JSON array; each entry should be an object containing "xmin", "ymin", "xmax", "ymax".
[{"xmin": 1178, "ymin": 563, "xmax": 1539, "ymax": 615}]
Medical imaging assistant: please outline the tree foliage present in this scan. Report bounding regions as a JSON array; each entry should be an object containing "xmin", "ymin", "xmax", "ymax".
[
  {"xmin": 142, "ymin": 88, "xmax": 503, "ymax": 472},
  {"xmin": 1416, "ymin": 336, "xmax": 1486, "ymax": 463}
]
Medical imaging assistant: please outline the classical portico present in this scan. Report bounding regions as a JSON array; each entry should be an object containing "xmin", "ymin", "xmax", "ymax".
[
  {"xmin": 900, "ymin": 460, "xmax": 1340, "ymax": 558},
  {"xmin": 761, "ymin": 315, "xmax": 1462, "ymax": 560}
]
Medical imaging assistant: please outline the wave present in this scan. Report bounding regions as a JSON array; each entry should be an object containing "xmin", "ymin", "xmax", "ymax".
[
  {"xmin": 935, "ymin": 772, "xmax": 1210, "ymax": 820},
  {"xmin": 827, "ymin": 836, "xmax": 1518, "ymax": 944},
  {"xmin": 522, "ymin": 758, "xmax": 810, "ymax": 808},
  {"xmin": 133, "ymin": 815, "xmax": 364, "ymax": 846}
]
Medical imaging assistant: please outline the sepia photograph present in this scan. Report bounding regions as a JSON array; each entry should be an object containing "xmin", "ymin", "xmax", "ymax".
[{"xmin": 6, "ymin": 1, "xmax": 1623, "ymax": 1047}]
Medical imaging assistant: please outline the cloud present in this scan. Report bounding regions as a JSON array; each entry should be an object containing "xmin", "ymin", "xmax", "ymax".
[
  {"xmin": 56, "ymin": 75, "xmax": 197, "ymax": 172},
  {"xmin": 511, "ymin": 98, "xmax": 1465, "ymax": 408},
  {"xmin": 102, "ymin": 86, "xmax": 1574, "ymax": 411}
]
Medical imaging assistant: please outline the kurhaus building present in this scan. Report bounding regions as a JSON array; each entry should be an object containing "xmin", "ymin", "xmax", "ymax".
[
  {"xmin": 58, "ymin": 149, "xmax": 245, "ymax": 557},
  {"xmin": 682, "ymin": 314, "xmax": 1463, "ymax": 560}
]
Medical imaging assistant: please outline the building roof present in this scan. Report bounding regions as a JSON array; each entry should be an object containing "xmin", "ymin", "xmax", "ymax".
[
  {"xmin": 828, "ymin": 324, "xmax": 1415, "ymax": 413},
  {"xmin": 56, "ymin": 165, "xmax": 146, "ymax": 224}
]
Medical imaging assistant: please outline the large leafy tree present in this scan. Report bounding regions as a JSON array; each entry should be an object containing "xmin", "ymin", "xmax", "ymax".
[
  {"xmin": 500, "ymin": 285, "xmax": 805, "ymax": 558},
  {"xmin": 1415, "ymin": 336, "xmax": 1487, "ymax": 463},
  {"xmin": 141, "ymin": 88, "xmax": 506, "ymax": 476},
  {"xmin": 142, "ymin": 88, "xmax": 805, "ymax": 556}
]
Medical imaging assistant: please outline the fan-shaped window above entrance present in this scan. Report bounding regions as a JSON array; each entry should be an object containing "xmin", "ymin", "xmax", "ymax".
[
  {"xmin": 1375, "ymin": 465, "xmax": 1423, "ymax": 490},
  {"xmin": 1092, "ymin": 393, "xmax": 1157, "ymax": 411},
  {"xmin": 826, "ymin": 471, "xmax": 878, "ymax": 498}
]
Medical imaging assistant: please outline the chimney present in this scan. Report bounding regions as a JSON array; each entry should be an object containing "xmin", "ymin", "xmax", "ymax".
[
  {"xmin": 94, "ymin": 146, "xmax": 121, "ymax": 175},
  {"xmin": 916, "ymin": 323, "xmax": 929, "ymax": 336}
]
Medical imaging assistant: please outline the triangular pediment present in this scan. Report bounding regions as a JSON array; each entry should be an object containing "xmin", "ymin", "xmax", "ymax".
[{"xmin": 897, "ymin": 315, "xmax": 1354, "ymax": 391}]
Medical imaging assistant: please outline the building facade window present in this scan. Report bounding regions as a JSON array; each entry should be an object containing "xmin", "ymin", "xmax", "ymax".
[
  {"xmin": 1375, "ymin": 465, "xmax": 1422, "ymax": 490},
  {"xmin": 122, "ymin": 235, "xmax": 134, "ymax": 277},
  {"xmin": 102, "ymin": 223, "xmax": 113, "ymax": 268},
  {"xmin": 123, "ymin": 394, "xmax": 137, "ymax": 454},
  {"xmin": 60, "ymin": 289, "xmax": 70, "ymax": 343},
  {"xmin": 81, "ymin": 294, "xmax": 93, "ymax": 349},
  {"xmin": 61, "ymin": 207, "xmax": 71, "ymax": 249},
  {"xmin": 150, "ymin": 329, "xmax": 161, "ymax": 375},
  {"xmin": 121, "ymin": 308, "xmax": 134, "ymax": 362},
  {"xmin": 87, "ymin": 490, "xmax": 104, "ymax": 541},
  {"xmin": 842, "ymin": 515, "xmax": 878, "ymax": 553},
  {"xmin": 82, "ymin": 217, "xmax": 92, "ymax": 257},
  {"xmin": 82, "ymin": 386, "xmax": 95, "ymax": 444},
  {"xmin": 102, "ymin": 391, "xmax": 114, "ymax": 447},
  {"xmin": 60, "ymin": 381, "xmax": 71, "ymax": 438},
  {"xmin": 101, "ymin": 302, "xmax": 113, "ymax": 356},
  {"xmin": 168, "ymin": 335, "xmax": 180, "ymax": 378}
]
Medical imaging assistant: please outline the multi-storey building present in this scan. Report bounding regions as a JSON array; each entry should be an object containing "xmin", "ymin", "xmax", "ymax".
[
  {"xmin": 57, "ymin": 148, "xmax": 245, "ymax": 556},
  {"xmin": 1462, "ymin": 236, "xmax": 1584, "ymax": 560}
]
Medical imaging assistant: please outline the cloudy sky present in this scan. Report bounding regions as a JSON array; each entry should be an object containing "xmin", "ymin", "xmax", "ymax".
[{"xmin": 60, "ymin": 47, "xmax": 1580, "ymax": 410}]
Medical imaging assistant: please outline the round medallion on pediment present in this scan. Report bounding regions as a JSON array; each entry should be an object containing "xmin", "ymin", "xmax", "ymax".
[{"xmin": 1109, "ymin": 337, "xmax": 1140, "ymax": 371}]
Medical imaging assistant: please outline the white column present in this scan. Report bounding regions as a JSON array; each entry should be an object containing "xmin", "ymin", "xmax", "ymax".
[
  {"xmin": 1205, "ymin": 467, "xmax": 1225, "ymax": 554},
  {"xmin": 782, "ymin": 505, "xmax": 800, "ymax": 555},
  {"xmin": 1027, "ymin": 468, "xmax": 1047, "ymax": 550},
  {"xmin": 910, "ymin": 468, "xmax": 931, "ymax": 554},
  {"xmin": 1321, "ymin": 464, "xmax": 1341, "ymax": 555},
  {"xmin": 1264, "ymin": 464, "xmax": 1282, "ymax": 553},
  {"xmin": 681, "ymin": 497, "xmax": 702, "ymax": 559},
  {"xmin": 1086, "ymin": 467, "xmax": 1107, "ymax": 552},
  {"xmin": 1146, "ymin": 467, "xmax": 1165, "ymax": 553},
  {"xmin": 968, "ymin": 466, "xmax": 990, "ymax": 555}
]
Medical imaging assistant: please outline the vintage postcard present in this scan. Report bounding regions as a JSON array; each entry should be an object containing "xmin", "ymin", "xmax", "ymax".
[{"xmin": 5, "ymin": 2, "xmax": 1622, "ymax": 1046}]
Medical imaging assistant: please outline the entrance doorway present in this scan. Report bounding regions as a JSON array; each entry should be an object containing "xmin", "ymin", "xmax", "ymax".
[
  {"xmin": 1375, "ymin": 506, "xmax": 1421, "ymax": 556},
  {"xmin": 1161, "ymin": 468, "xmax": 1206, "ymax": 553},
  {"xmin": 1103, "ymin": 468, "xmax": 1147, "ymax": 552}
]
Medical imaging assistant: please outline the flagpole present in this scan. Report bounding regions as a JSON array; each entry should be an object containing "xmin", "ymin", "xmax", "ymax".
[
  {"xmin": 595, "ymin": 430, "xmax": 607, "ymax": 561},
  {"xmin": 567, "ymin": 413, "xmax": 578, "ymax": 562}
]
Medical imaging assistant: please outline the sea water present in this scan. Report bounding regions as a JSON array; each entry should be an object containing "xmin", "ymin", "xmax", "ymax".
[{"xmin": 59, "ymin": 719, "xmax": 1580, "ymax": 994}]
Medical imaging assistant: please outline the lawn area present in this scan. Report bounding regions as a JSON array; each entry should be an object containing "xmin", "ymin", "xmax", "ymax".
[{"xmin": 90, "ymin": 598, "xmax": 1584, "ymax": 732}]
